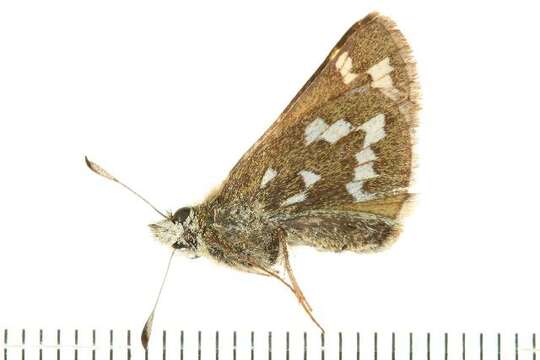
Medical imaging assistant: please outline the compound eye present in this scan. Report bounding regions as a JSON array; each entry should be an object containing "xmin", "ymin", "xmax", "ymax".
[
  {"xmin": 172, "ymin": 207, "xmax": 191, "ymax": 224},
  {"xmin": 172, "ymin": 242, "xmax": 187, "ymax": 250}
]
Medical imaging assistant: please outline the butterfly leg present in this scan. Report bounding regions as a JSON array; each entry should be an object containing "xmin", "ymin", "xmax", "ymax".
[
  {"xmin": 205, "ymin": 230, "xmax": 321, "ymax": 326},
  {"xmin": 205, "ymin": 231, "xmax": 299, "ymax": 292},
  {"xmin": 252, "ymin": 271, "xmax": 271, "ymax": 277},
  {"xmin": 276, "ymin": 228, "xmax": 324, "ymax": 332}
]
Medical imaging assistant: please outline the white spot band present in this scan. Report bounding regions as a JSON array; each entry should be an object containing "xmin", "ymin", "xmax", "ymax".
[
  {"xmin": 336, "ymin": 51, "xmax": 359, "ymax": 85},
  {"xmin": 346, "ymin": 113, "xmax": 386, "ymax": 202},
  {"xmin": 299, "ymin": 170, "xmax": 320, "ymax": 188},
  {"xmin": 366, "ymin": 57, "xmax": 400, "ymax": 100},
  {"xmin": 305, "ymin": 118, "xmax": 352, "ymax": 145},
  {"xmin": 281, "ymin": 192, "xmax": 307, "ymax": 207},
  {"xmin": 260, "ymin": 167, "xmax": 277, "ymax": 188}
]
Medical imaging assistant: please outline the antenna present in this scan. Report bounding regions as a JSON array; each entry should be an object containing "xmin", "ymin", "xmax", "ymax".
[
  {"xmin": 141, "ymin": 249, "xmax": 176, "ymax": 350},
  {"xmin": 85, "ymin": 156, "xmax": 176, "ymax": 349},
  {"xmin": 84, "ymin": 156, "xmax": 168, "ymax": 219}
]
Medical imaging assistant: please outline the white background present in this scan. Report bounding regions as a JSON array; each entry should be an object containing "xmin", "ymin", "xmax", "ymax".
[{"xmin": 1, "ymin": 0, "xmax": 539, "ymax": 357}]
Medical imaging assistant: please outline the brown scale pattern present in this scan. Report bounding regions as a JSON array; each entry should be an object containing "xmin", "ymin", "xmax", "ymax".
[{"xmin": 207, "ymin": 12, "xmax": 420, "ymax": 254}]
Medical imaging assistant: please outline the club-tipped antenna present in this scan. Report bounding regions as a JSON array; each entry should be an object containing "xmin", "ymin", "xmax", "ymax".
[
  {"xmin": 141, "ymin": 249, "xmax": 176, "ymax": 350},
  {"xmin": 84, "ymin": 156, "xmax": 168, "ymax": 219}
]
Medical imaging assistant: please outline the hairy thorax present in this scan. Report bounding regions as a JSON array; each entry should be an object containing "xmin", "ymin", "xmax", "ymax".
[{"xmin": 199, "ymin": 201, "xmax": 281, "ymax": 270}]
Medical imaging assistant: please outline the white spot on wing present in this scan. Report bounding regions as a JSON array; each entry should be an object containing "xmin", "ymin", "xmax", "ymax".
[
  {"xmin": 299, "ymin": 170, "xmax": 321, "ymax": 188},
  {"xmin": 357, "ymin": 114, "xmax": 385, "ymax": 148},
  {"xmin": 260, "ymin": 167, "xmax": 277, "ymax": 188},
  {"xmin": 305, "ymin": 118, "xmax": 353, "ymax": 145},
  {"xmin": 335, "ymin": 51, "xmax": 347, "ymax": 68},
  {"xmin": 355, "ymin": 147, "xmax": 376, "ymax": 164},
  {"xmin": 346, "ymin": 113, "xmax": 387, "ymax": 202},
  {"xmin": 305, "ymin": 118, "xmax": 329, "ymax": 145},
  {"xmin": 380, "ymin": 87, "xmax": 400, "ymax": 100},
  {"xmin": 281, "ymin": 192, "xmax": 306, "ymax": 207},
  {"xmin": 320, "ymin": 119, "xmax": 352, "ymax": 144},
  {"xmin": 354, "ymin": 163, "xmax": 378, "ymax": 180},
  {"xmin": 335, "ymin": 51, "xmax": 359, "ymax": 85},
  {"xmin": 371, "ymin": 75, "xmax": 393, "ymax": 89},
  {"xmin": 343, "ymin": 73, "xmax": 358, "ymax": 85},
  {"xmin": 345, "ymin": 181, "xmax": 375, "ymax": 202},
  {"xmin": 280, "ymin": 170, "xmax": 321, "ymax": 207},
  {"xmin": 366, "ymin": 57, "xmax": 400, "ymax": 100},
  {"xmin": 366, "ymin": 57, "xmax": 393, "ymax": 81}
]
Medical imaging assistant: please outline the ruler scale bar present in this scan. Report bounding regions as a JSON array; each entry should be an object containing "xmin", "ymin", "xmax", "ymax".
[
  {"xmin": 356, "ymin": 332, "xmax": 360, "ymax": 360},
  {"xmin": 339, "ymin": 332, "xmax": 343, "ymax": 360},
  {"xmin": 516, "ymin": 333, "xmax": 519, "ymax": 360},
  {"xmin": 232, "ymin": 331, "xmax": 236, "ymax": 360},
  {"xmin": 268, "ymin": 331, "xmax": 272, "ymax": 360},
  {"xmin": 162, "ymin": 330, "xmax": 166, "ymax": 360},
  {"xmin": 0, "ymin": 330, "xmax": 539, "ymax": 358},
  {"xmin": 197, "ymin": 330, "xmax": 201, "ymax": 360},
  {"xmin": 462, "ymin": 333, "xmax": 466, "ymax": 360},
  {"xmin": 533, "ymin": 333, "xmax": 536, "ymax": 360},
  {"xmin": 320, "ymin": 332, "xmax": 325, "ymax": 360},
  {"xmin": 180, "ymin": 330, "xmax": 184, "ymax": 360},
  {"xmin": 39, "ymin": 329, "xmax": 43, "ymax": 360},
  {"xmin": 444, "ymin": 332, "xmax": 448, "ymax": 360},
  {"xmin": 286, "ymin": 331, "xmax": 290, "ymax": 360},
  {"xmin": 391, "ymin": 332, "xmax": 395, "ymax": 360},
  {"xmin": 74, "ymin": 329, "xmax": 78, "ymax": 360},
  {"xmin": 374, "ymin": 332, "xmax": 378, "ymax": 360},
  {"xmin": 21, "ymin": 329, "xmax": 24, "ymax": 360},
  {"xmin": 127, "ymin": 330, "xmax": 131, "ymax": 360},
  {"xmin": 56, "ymin": 329, "xmax": 60, "ymax": 360},
  {"xmin": 409, "ymin": 332, "xmax": 413, "ymax": 360},
  {"xmin": 109, "ymin": 329, "xmax": 113, "ymax": 360},
  {"xmin": 480, "ymin": 333, "xmax": 483, "ymax": 360},
  {"xmin": 215, "ymin": 331, "xmax": 219, "ymax": 360},
  {"xmin": 427, "ymin": 333, "xmax": 430, "ymax": 360},
  {"xmin": 498, "ymin": 333, "xmax": 501, "ymax": 360},
  {"xmin": 303, "ymin": 332, "xmax": 307, "ymax": 360},
  {"xmin": 92, "ymin": 330, "xmax": 96, "ymax": 360},
  {"xmin": 250, "ymin": 331, "xmax": 254, "ymax": 360}
]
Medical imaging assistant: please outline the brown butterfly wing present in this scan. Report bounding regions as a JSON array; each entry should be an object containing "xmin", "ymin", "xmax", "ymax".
[{"xmin": 209, "ymin": 12, "xmax": 419, "ymax": 251}]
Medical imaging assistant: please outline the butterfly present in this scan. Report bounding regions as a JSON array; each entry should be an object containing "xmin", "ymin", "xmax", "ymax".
[{"xmin": 86, "ymin": 11, "xmax": 419, "ymax": 349}]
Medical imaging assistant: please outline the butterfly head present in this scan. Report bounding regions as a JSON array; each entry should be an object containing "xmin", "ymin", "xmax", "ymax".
[{"xmin": 148, "ymin": 206, "xmax": 200, "ymax": 255}]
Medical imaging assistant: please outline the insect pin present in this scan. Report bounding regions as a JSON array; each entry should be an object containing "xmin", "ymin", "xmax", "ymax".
[{"xmin": 86, "ymin": 11, "xmax": 419, "ymax": 350}]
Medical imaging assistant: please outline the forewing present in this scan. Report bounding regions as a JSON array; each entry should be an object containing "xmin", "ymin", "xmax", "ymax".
[{"xmin": 214, "ymin": 12, "xmax": 419, "ymax": 225}]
